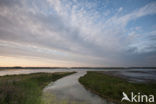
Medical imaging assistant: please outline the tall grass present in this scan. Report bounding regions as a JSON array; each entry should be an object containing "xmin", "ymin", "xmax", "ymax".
[
  {"xmin": 79, "ymin": 71, "xmax": 156, "ymax": 104},
  {"xmin": 0, "ymin": 72, "xmax": 74, "ymax": 104}
]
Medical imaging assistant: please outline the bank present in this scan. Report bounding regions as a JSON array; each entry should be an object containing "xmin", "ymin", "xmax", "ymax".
[
  {"xmin": 0, "ymin": 72, "xmax": 74, "ymax": 104},
  {"xmin": 79, "ymin": 71, "xmax": 156, "ymax": 104}
]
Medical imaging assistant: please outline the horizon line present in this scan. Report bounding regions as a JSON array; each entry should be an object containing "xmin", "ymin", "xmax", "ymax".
[{"xmin": 0, "ymin": 66, "xmax": 156, "ymax": 69}]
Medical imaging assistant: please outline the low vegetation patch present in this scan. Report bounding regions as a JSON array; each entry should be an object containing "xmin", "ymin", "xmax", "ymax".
[
  {"xmin": 79, "ymin": 71, "xmax": 156, "ymax": 104},
  {"xmin": 0, "ymin": 72, "xmax": 74, "ymax": 104}
]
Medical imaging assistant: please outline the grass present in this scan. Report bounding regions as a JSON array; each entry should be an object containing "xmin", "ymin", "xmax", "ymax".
[
  {"xmin": 0, "ymin": 72, "xmax": 75, "ymax": 104},
  {"xmin": 79, "ymin": 71, "xmax": 156, "ymax": 104}
]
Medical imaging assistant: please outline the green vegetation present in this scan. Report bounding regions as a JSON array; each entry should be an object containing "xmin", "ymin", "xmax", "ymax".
[
  {"xmin": 79, "ymin": 71, "xmax": 156, "ymax": 104},
  {"xmin": 0, "ymin": 72, "xmax": 74, "ymax": 104}
]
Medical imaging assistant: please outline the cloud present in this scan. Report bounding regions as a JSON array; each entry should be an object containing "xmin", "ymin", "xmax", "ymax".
[
  {"xmin": 117, "ymin": 2, "xmax": 156, "ymax": 27},
  {"xmin": 118, "ymin": 7, "xmax": 123, "ymax": 12},
  {"xmin": 0, "ymin": 0, "xmax": 156, "ymax": 66}
]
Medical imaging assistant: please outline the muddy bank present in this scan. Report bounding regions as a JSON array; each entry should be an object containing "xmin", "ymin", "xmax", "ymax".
[{"xmin": 100, "ymin": 70, "xmax": 156, "ymax": 83}]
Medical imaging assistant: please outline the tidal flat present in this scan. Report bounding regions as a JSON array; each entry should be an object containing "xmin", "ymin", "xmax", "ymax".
[
  {"xmin": 79, "ymin": 71, "xmax": 156, "ymax": 104},
  {"xmin": 0, "ymin": 69, "xmax": 156, "ymax": 104}
]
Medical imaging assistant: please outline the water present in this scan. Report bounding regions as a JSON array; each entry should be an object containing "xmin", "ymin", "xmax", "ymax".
[
  {"xmin": 0, "ymin": 69, "xmax": 72, "ymax": 76},
  {"xmin": 1, "ymin": 68, "xmax": 156, "ymax": 82},
  {"xmin": 43, "ymin": 71, "xmax": 113, "ymax": 104},
  {"xmin": 1, "ymin": 68, "xmax": 156, "ymax": 104},
  {"xmin": 101, "ymin": 69, "xmax": 156, "ymax": 83}
]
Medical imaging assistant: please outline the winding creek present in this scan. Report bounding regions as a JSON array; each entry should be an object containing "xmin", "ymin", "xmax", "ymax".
[
  {"xmin": 1, "ymin": 68, "xmax": 156, "ymax": 104},
  {"xmin": 43, "ymin": 71, "xmax": 113, "ymax": 104}
]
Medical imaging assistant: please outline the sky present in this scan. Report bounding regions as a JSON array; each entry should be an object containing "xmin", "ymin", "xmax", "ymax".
[{"xmin": 0, "ymin": 0, "xmax": 156, "ymax": 67}]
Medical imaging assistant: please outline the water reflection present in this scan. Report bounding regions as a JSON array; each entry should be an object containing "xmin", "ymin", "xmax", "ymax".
[
  {"xmin": 1, "ymin": 68, "xmax": 156, "ymax": 103},
  {"xmin": 0, "ymin": 69, "xmax": 72, "ymax": 76},
  {"xmin": 43, "ymin": 71, "xmax": 113, "ymax": 104}
]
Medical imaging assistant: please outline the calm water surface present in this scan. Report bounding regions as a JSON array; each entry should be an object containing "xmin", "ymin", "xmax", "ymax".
[
  {"xmin": 43, "ymin": 71, "xmax": 113, "ymax": 104},
  {"xmin": 1, "ymin": 68, "xmax": 156, "ymax": 82},
  {"xmin": 1, "ymin": 68, "xmax": 156, "ymax": 104}
]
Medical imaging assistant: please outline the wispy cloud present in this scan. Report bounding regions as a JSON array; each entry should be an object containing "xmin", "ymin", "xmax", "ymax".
[{"xmin": 0, "ymin": 0, "xmax": 156, "ymax": 66}]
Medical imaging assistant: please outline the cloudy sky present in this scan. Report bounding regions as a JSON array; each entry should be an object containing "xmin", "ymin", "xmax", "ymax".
[{"xmin": 0, "ymin": 0, "xmax": 156, "ymax": 67}]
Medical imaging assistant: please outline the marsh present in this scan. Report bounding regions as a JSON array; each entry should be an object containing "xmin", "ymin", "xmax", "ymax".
[{"xmin": 1, "ymin": 68, "xmax": 156, "ymax": 104}]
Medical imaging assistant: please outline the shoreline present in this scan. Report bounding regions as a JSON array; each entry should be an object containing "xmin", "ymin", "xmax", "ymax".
[
  {"xmin": 0, "ymin": 72, "xmax": 75, "ymax": 104},
  {"xmin": 79, "ymin": 71, "xmax": 156, "ymax": 104}
]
